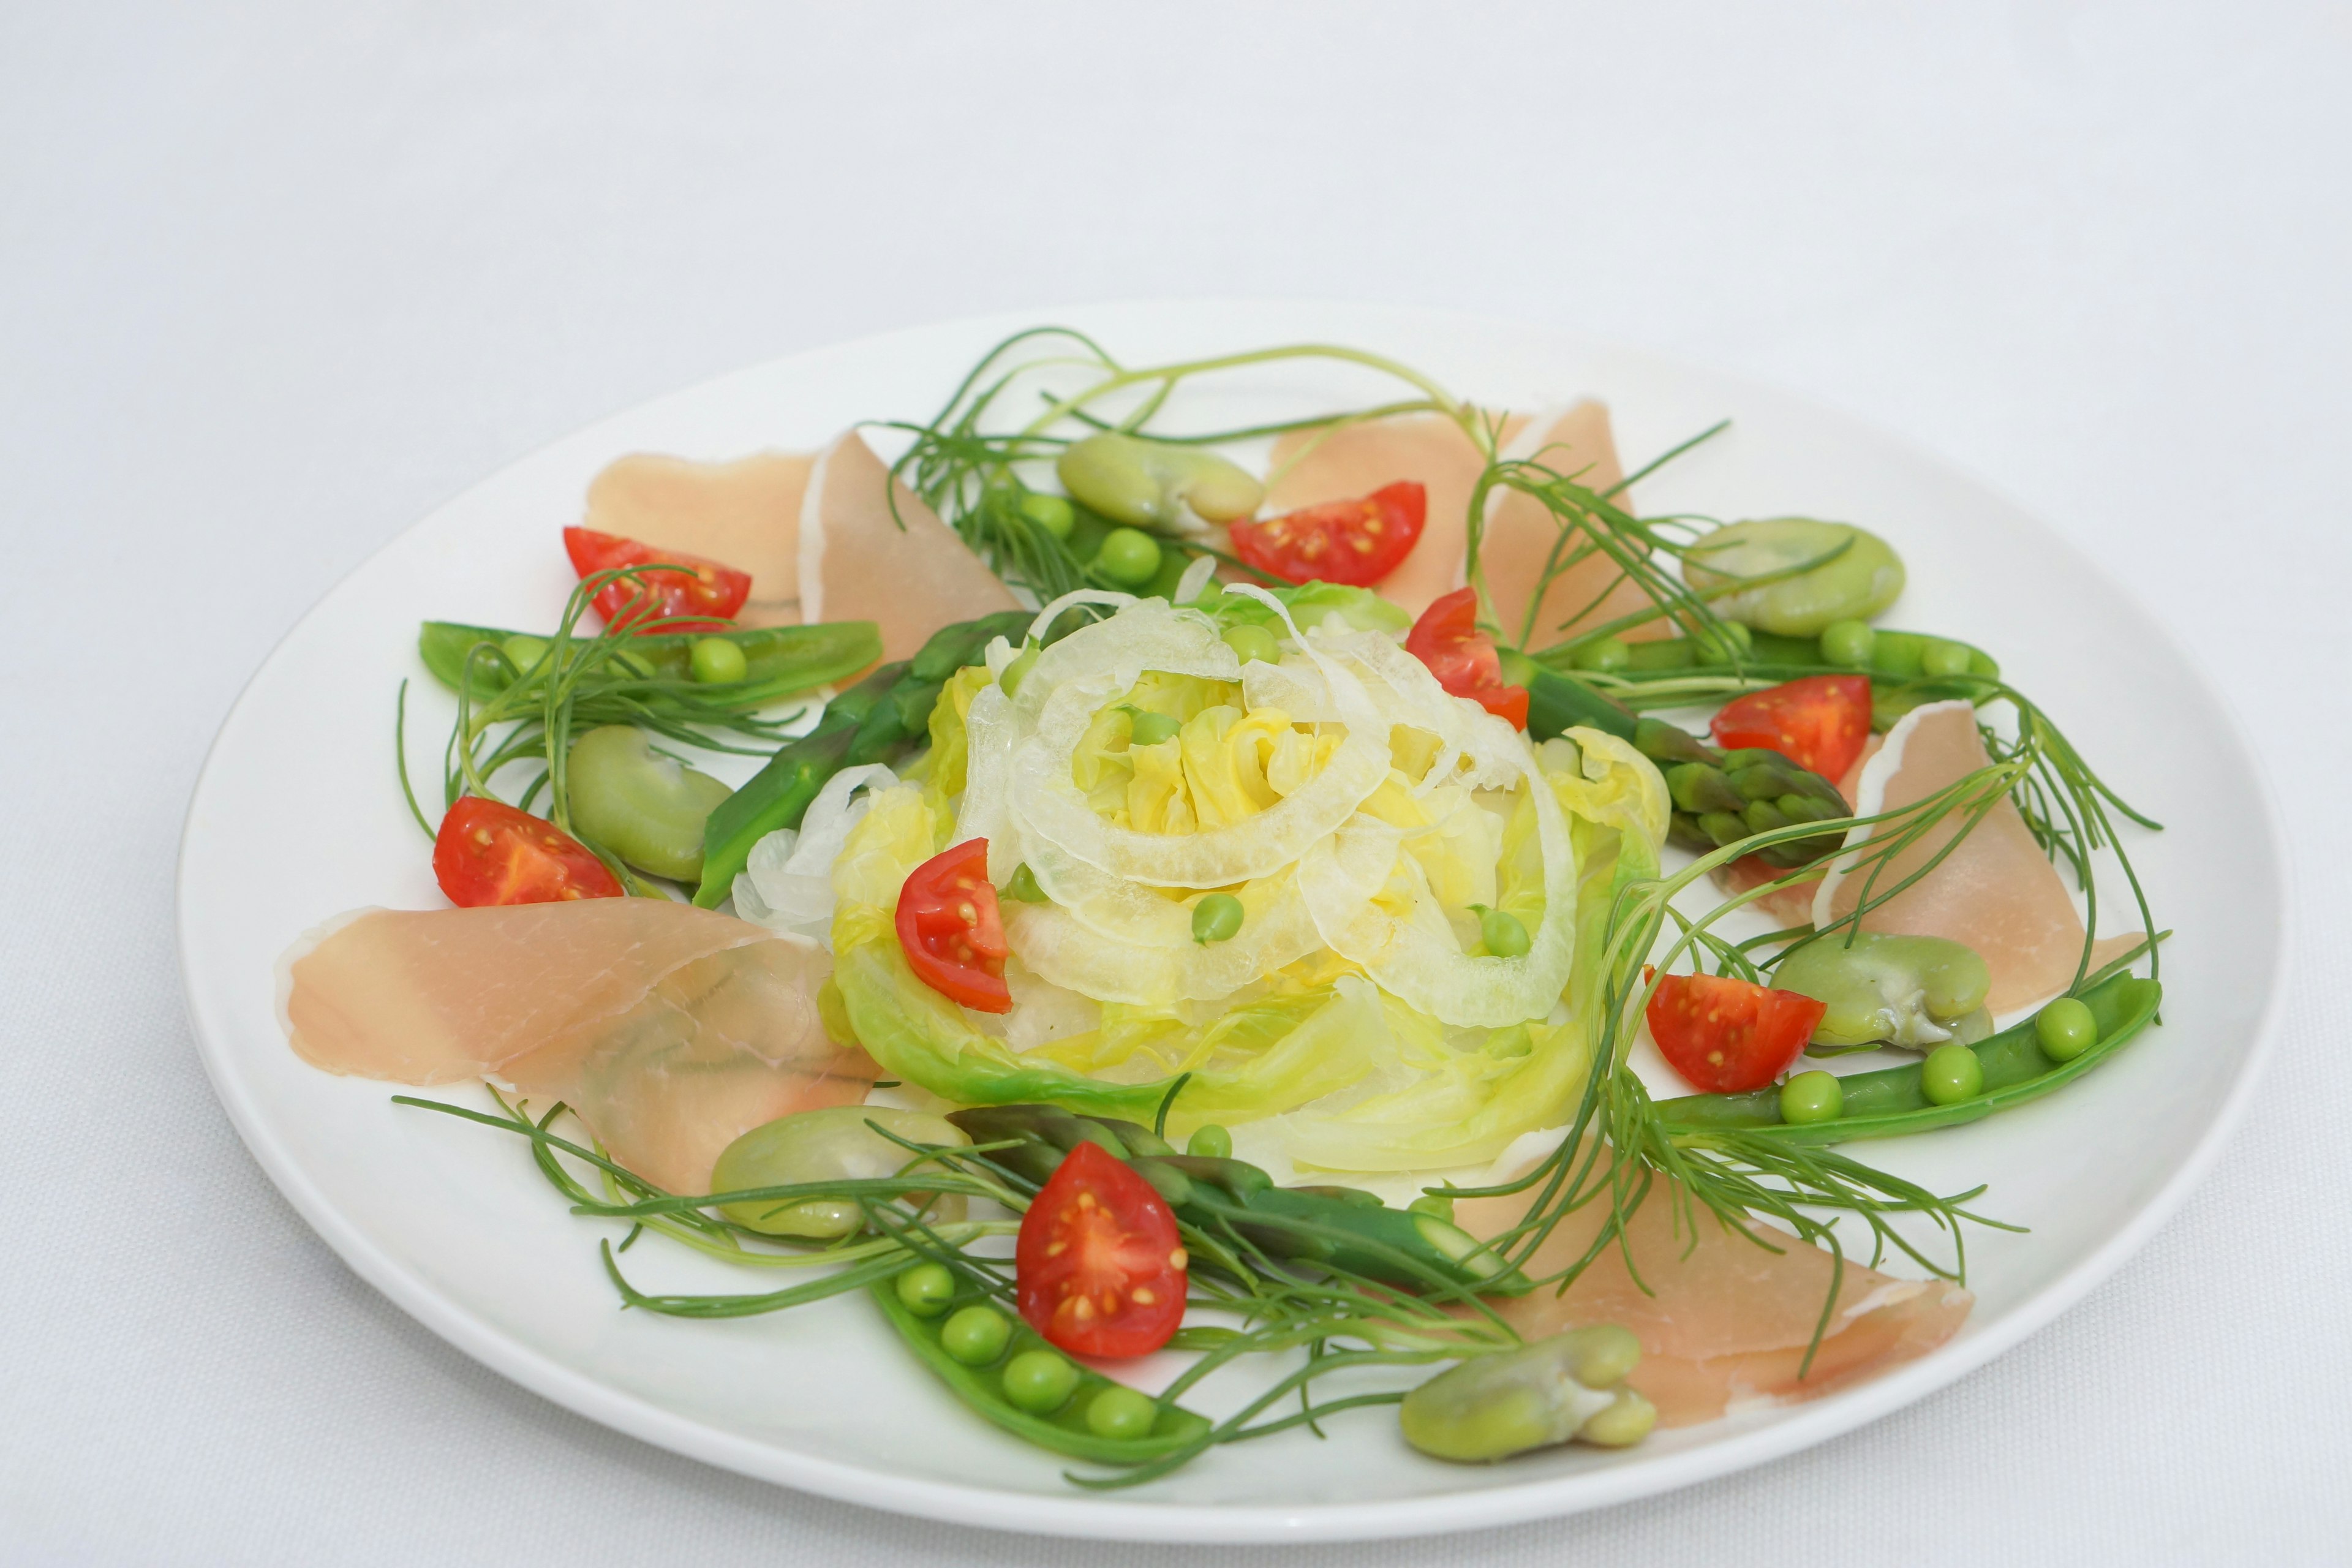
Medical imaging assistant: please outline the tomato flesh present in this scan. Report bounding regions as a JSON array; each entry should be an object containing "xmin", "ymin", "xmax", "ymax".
[
  {"xmin": 1646, "ymin": 972, "xmax": 1827, "ymax": 1093},
  {"xmin": 1711, "ymin": 674, "xmax": 1872, "ymax": 780},
  {"xmin": 562, "ymin": 526, "xmax": 752, "ymax": 634},
  {"xmin": 1228, "ymin": 481, "xmax": 1426, "ymax": 587},
  {"xmin": 1016, "ymin": 1140, "xmax": 1187, "ymax": 1358},
  {"xmin": 432, "ymin": 796, "xmax": 624, "ymax": 907},
  {"xmin": 895, "ymin": 838, "xmax": 1012, "ymax": 1013},
  {"xmin": 1405, "ymin": 587, "xmax": 1530, "ymax": 729}
]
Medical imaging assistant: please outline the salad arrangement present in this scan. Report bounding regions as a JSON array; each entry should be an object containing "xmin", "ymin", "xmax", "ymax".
[{"xmin": 278, "ymin": 328, "xmax": 2160, "ymax": 1485}]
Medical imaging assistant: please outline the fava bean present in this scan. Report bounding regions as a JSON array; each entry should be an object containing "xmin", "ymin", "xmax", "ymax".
[
  {"xmin": 708, "ymin": 1106, "xmax": 970, "ymax": 1239},
  {"xmin": 1681, "ymin": 517, "xmax": 1906, "ymax": 636},
  {"xmin": 1398, "ymin": 1326, "xmax": 1653, "ymax": 1461},
  {"xmin": 1057, "ymin": 432, "xmax": 1265, "ymax": 530},
  {"xmin": 566, "ymin": 725, "xmax": 733, "ymax": 881},
  {"xmin": 1773, "ymin": 932, "xmax": 1992, "ymax": 1049}
]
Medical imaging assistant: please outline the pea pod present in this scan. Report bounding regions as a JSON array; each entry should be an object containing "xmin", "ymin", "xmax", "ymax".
[
  {"xmin": 1498, "ymin": 649, "xmax": 1639, "ymax": 744},
  {"xmin": 1056, "ymin": 432, "xmax": 1265, "ymax": 531},
  {"xmin": 948, "ymin": 1105, "xmax": 1524, "ymax": 1296},
  {"xmin": 872, "ymin": 1281, "xmax": 1212, "ymax": 1466},
  {"xmin": 417, "ymin": 619, "xmax": 880, "ymax": 696},
  {"xmin": 1655, "ymin": 971, "xmax": 2161, "ymax": 1142}
]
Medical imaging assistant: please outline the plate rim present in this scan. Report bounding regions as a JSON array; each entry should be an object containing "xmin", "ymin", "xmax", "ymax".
[{"xmin": 176, "ymin": 297, "xmax": 2291, "ymax": 1543}]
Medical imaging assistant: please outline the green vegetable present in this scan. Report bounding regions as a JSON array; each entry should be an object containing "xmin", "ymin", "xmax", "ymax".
[
  {"xmin": 1408, "ymin": 1193, "xmax": 1457, "ymax": 1224},
  {"xmin": 1191, "ymin": 892, "xmax": 1245, "ymax": 944},
  {"xmin": 1819, "ymin": 619, "xmax": 1875, "ymax": 668},
  {"xmin": 895, "ymin": 1262, "xmax": 957, "ymax": 1318},
  {"xmin": 1126, "ymin": 706, "xmax": 1182, "ymax": 746},
  {"xmin": 708, "ymin": 1107, "xmax": 971, "ymax": 1238},
  {"xmin": 1681, "ymin": 517, "xmax": 1906, "ymax": 636},
  {"xmin": 1920, "ymin": 1042, "xmax": 1983, "ymax": 1104},
  {"xmin": 1003, "ymin": 863, "xmax": 1050, "ymax": 903},
  {"xmin": 1095, "ymin": 527, "xmax": 1164, "ymax": 588},
  {"xmin": 1569, "ymin": 636, "xmax": 1631, "ymax": 674},
  {"xmin": 565, "ymin": 725, "xmax": 731, "ymax": 881},
  {"xmin": 941, "ymin": 1304, "xmax": 1012, "ymax": 1365},
  {"xmin": 689, "ymin": 636, "xmax": 749, "ymax": 685},
  {"xmin": 1499, "ymin": 649, "xmax": 1640, "ymax": 744},
  {"xmin": 1657, "ymin": 973, "xmax": 2161, "ymax": 1142},
  {"xmin": 418, "ymin": 619, "xmax": 878, "ymax": 698},
  {"xmin": 2035, "ymin": 997, "xmax": 2099, "ymax": 1062},
  {"xmin": 1205, "ymin": 580, "xmax": 1412, "ymax": 636},
  {"xmin": 1057, "ymin": 431, "xmax": 1265, "ymax": 530},
  {"xmin": 1085, "ymin": 1385, "xmax": 1159, "ymax": 1441},
  {"xmin": 873, "ymin": 1283, "xmax": 1212, "ymax": 1464},
  {"xmin": 1472, "ymin": 905, "xmax": 1531, "ymax": 959},
  {"xmin": 1398, "ymin": 1327, "xmax": 1654, "ymax": 1461},
  {"xmin": 1019, "ymin": 492, "xmax": 1077, "ymax": 540},
  {"xmin": 1185, "ymin": 1124, "xmax": 1232, "ymax": 1159},
  {"xmin": 1920, "ymin": 639, "xmax": 1973, "ymax": 678},
  {"xmin": 1779, "ymin": 1070, "xmax": 1844, "ymax": 1125},
  {"xmin": 1632, "ymin": 719, "xmax": 1850, "ymax": 869},
  {"xmin": 1772, "ymin": 932, "xmax": 1992, "ymax": 1050},
  {"xmin": 1221, "ymin": 623, "xmax": 1280, "ymax": 665}
]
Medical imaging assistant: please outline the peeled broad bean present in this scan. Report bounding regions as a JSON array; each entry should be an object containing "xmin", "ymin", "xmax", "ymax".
[
  {"xmin": 1773, "ymin": 932, "xmax": 1991, "ymax": 1050},
  {"xmin": 709, "ymin": 1107, "xmax": 971, "ymax": 1238},
  {"xmin": 1398, "ymin": 1325, "xmax": 1652, "ymax": 1462},
  {"xmin": 1057, "ymin": 432, "xmax": 1265, "ymax": 532},
  {"xmin": 1683, "ymin": 517, "xmax": 1905, "ymax": 636},
  {"xmin": 565, "ymin": 725, "xmax": 733, "ymax": 881}
]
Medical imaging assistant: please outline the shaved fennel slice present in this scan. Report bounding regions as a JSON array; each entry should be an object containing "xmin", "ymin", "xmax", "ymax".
[
  {"xmin": 1003, "ymin": 871, "xmax": 1325, "ymax": 1006},
  {"xmin": 1012, "ymin": 598, "xmax": 1240, "ymax": 725}
]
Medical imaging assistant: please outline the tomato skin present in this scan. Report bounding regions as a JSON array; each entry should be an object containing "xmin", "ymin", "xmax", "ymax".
[
  {"xmin": 895, "ymin": 838, "xmax": 1012, "ymax": 1014},
  {"xmin": 1228, "ymin": 481, "xmax": 1426, "ymax": 587},
  {"xmin": 1645, "ymin": 972, "xmax": 1828, "ymax": 1093},
  {"xmin": 1710, "ymin": 674, "xmax": 1872, "ymax": 780},
  {"xmin": 432, "ymin": 796, "xmax": 625, "ymax": 907},
  {"xmin": 1016, "ymin": 1141, "xmax": 1188, "ymax": 1359},
  {"xmin": 1404, "ymin": 587, "xmax": 1530, "ymax": 729},
  {"xmin": 562, "ymin": 526, "xmax": 752, "ymax": 634}
]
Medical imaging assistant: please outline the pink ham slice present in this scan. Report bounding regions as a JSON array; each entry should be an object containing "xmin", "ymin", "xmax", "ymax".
[
  {"xmin": 282, "ymin": 900, "xmax": 878, "ymax": 1194},
  {"xmin": 1456, "ymin": 1160, "xmax": 1972, "ymax": 1425},
  {"xmin": 799, "ymin": 430, "xmax": 1021, "ymax": 662},
  {"xmin": 1262, "ymin": 411, "xmax": 1527, "ymax": 617},
  {"xmin": 1814, "ymin": 700, "xmax": 2142, "ymax": 1014},
  {"xmin": 1480, "ymin": 402, "xmax": 1672, "ymax": 648},
  {"xmin": 582, "ymin": 453, "xmax": 814, "ymax": 629}
]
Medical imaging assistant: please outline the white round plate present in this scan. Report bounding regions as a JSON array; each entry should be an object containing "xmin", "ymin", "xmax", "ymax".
[{"xmin": 178, "ymin": 301, "xmax": 2284, "ymax": 1542}]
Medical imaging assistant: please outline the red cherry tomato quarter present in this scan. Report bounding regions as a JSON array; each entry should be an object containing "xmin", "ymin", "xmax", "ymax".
[
  {"xmin": 894, "ymin": 838, "xmax": 1012, "ymax": 1014},
  {"xmin": 1228, "ymin": 481, "xmax": 1426, "ymax": 587},
  {"xmin": 1710, "ymin": 674, "xmax": 1872, "ymax": 780},
  {"xmin": 562, "ymin": 526, "xmax": 752, "ymax": 634},
  {"xmin": 1016, "ymin": 1140, "xmax": 1188, "ymax": 1358},
  {"xmin": 432, "ymin": 796, "xmax": 624, "ymax": 907},
  {"xmin": 1645, "ymin": 972, "xmax": 1828, "ymax": 1093},
  {"xmin": 1405, "ymin": 587, "xmax": 1530, "ymax": 729}
]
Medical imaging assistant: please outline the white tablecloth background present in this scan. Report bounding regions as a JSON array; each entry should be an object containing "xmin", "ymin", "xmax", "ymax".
[{"xmin": 6, "ymin": 4, "xmax": 2346, "ymax": 1562}]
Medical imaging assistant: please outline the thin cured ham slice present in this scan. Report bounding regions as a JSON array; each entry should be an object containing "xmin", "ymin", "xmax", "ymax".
[
  {"xmin": 799, "ymin": 431, "xmax": 1021, "ymax": 662},
  {"xmin": 281, "ymin": 900, "xmax": 878, "ymax": 1194},
  {"xmin": 582, "ymin": 453, "xmax": 813, "ymax": 628},
  {"xmin": 1814, "ymin": 701, "xmax": 2141, "ymax": 1014},
  {"xmin": 1480, "ymin": 403, "xmax": 1670, "ymax": 649},
  {"xmin": 1455, "ymin": 1152, "xmax": 1971, "ymax": 1425},
  {"xmin": 1262, "ymin": 411, "xmax": 1526, "ymax": 616}
]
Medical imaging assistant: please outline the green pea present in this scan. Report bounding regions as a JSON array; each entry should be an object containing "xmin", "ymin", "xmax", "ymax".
[
  {"xmin": 1683, "ymin": 517, "xmax": 1907, "ymax": 636},
  {"xmin": 1002, "ymin": 863, "xmax": 1050, "ymax": 903},
  {"xmin": 1408, "ymin": 1193, "xmax": 1457, "ymax": 1224},
  {"xmin": 1819, "ymin": 620, "xmax": 1876, "ymax": 668},
  {"xmin": 1191, "ymin": 892, "xmax": 1245, "ymax": 944},
  {"xmin": 1692, "ymin": 620, "xmax": 1753, "ymax": 666},
  {"xmin": 1221, "ymin": 623, "xmax": 1280, "ymax": 665},
  {"xmin": 1084, "ymin": 1385, "xmax": 1159, "ymax": 1441},
  {"xmin": 1920, "ymin": 1042, "xmax": 1985, "ymax": 1105},
  {"xmin": 1920, "ymin": 639, "xmax": 1973, "ymax": 678},
  {"xmin": 2035, "ymin": 997, "xmax": 2100, "ymax": 1061},
  {"xmin": 1185, "ymin": 1123, "xmax": 1232, "ymax": 1159},
  {"xmin": 1779, "ymin": 1069, "xmax": 1845, "ymax": 1125},
  {"xmin": 1472, "ymin": 905, "xmax": 1531, "ymax": 959},
  {"xmin": 565, "ymin": 725, "xmax": 733, "ymax": 881},
  {"xmin": 688, "ymin": 636, "xmax": 748, "ymax": 684},
  {"xmin": 1095, "ymin": 527, "xmax": 1164, "ymax": 588},
  {"xmin": 1569, "ymin": 636, "xmax": 1632, "ymax": 674},
  {"xmin": 1001, "ymin": 1349, "xmax": 1080, "ymax": 1414},
  {"xmin": 941, "ymin": 1305, "xmax": 1012, "ymax": 1366},
  {"xmin": 1126, "ymin": 707, "xmax": 1182, "ymax": 747},
  {"xmin": 500, "ymin": 633, "xmax": 550, "ymax": 673},
  {"xmin": 1018, "ymin": 491, "xmax": 1076, "ymax": 540},
  {"xmin": 894, "ymin": 1262, "xmax": 957, "ymax": 1319}
]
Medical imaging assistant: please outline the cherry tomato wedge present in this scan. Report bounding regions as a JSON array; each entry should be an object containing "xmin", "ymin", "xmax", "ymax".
[
  {"xmin": 1016, "ymin": 1140, "xmax": 1188, "ymax": 1359},
  {"xmin": 432, "ymin": 796, "xmax": 624, "ymax": 907},
  {"xmin": 1405, "ymin": 587, "xmax": 1529, "ymax": 729},
  {"xmin": 1710, "ymin": 674, "xmax": 1872, "ymax": 780},
  {"xmin": 1227, "ymin": 481, "xmax": 1426, "ymax": 587},
  {"xmin": 1645, "ymin": 972, "xmax": 1827, "ymax": 1093},
  {"xmin": 562, "ymin": 526, "xmax": 752, "ymax": 634},
  {"xmin": 894, "ymin": 838, "xmax": 1012, "ymax": 1013}
]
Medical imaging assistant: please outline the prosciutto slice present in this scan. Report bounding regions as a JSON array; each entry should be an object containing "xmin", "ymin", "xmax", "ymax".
[
  {"xmin": 1456, "ymin": 1152, "xmax": 1971, "ymax": 1425},
  {"xmin": 281, "ymin": 900, "xmax": 878, "ymax": 1194},
  {"xmin": 1479, "ymin": 402, "xmax": 1670, "ymax": 647},
  {"xmin": 1814, "ymin": 701, "xmax": 2141, "ymax": 1013},
  {"xmin": 582, "ymin": 452, "xmax": 814, "ymax": 628}
]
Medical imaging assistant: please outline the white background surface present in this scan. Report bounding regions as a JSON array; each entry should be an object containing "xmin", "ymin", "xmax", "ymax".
[{"xmin": 3, "ymin": 4, "xmax": 2345, "ymax": 1563}]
